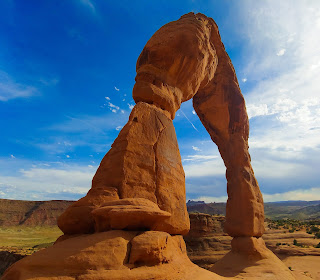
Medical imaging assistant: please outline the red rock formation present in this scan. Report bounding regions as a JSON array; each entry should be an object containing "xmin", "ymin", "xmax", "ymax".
[
  {"xmin": 3, "ymin": 12, "xmax": 295, "ymax": 280},
  {"xmin": 2, "ymin": 230, "xmax": 225, "ymax": 280},
  {"xmin": 58, "ymin": 11, "xmax": 264, "ymax": 239},
  {"xmin": 193, "ymin": 17, "xmax": 264, "ymax": 237}
]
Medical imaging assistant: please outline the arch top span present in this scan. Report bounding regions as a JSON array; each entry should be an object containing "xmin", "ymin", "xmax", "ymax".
[{"xmin": 57, "ymin": 12, "xmax": 264, "ymax": 238}]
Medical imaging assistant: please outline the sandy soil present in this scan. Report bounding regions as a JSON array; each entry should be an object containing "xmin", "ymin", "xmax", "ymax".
[{"xmin": 280, "ymin": 255, "xmax": 320, "ymax": 280}]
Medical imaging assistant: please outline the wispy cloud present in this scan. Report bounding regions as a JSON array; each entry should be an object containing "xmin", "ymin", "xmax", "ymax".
[
  {"xmin": 79, "ymin": 0, "xmax": 96, "ymax": 14},
  {"xmin": 194, "ymin": 187, "xmax": 320, "ymax": 203},
  {"xmin": 192, "ymin": 146, "xmax": 201, "ymax": 152},
  {"xmin": 108, "ymin": 102, "xmax": 120, "ymax": 113},
  {"xmin": 115, "ymin": 125, "xmax": 123, "ymax": 131},
  {"xmin": 114, "ymin": 86, "xmax": 120, "ymax": 91},
  {"xmin": 183, "ymin": 155, "xmax": 218, "ymax": 162},
  {"xmin": 276, "ymin": 48, "xmax": 286, "ymax": 56},
  {"xmin": 0, "ymin": 71, "xmax": 38, "ymax": 101},
  {"xmin": 0, "ymin": 161, "xmax": 95, "ymax": 200}
]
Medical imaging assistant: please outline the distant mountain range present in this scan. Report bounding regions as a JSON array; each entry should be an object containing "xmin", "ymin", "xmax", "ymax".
[
  {"xmin": 0, "ymin": 198, "xmax": 319, "ymax": 227},
  {"xmin": 187, "ymin": 200, "xmax": 320, "ymax": 220}
]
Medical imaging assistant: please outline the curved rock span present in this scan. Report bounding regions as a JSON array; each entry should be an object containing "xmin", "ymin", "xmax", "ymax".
[{"xmin": 3, "ymin": 13, "xmax": 296, "ymax": 280}]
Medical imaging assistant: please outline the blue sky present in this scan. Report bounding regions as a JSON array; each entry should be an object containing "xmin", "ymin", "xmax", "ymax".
[{"xmin": 0, "ymin": 0, "xmax": 319, "ymax": 202}]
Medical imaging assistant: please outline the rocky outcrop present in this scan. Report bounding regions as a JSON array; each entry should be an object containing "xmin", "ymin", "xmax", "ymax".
[
  {"xmin": 0, "ymin": 251, "xmax": 25, "ymax": 278},
  {"xmin": 58, "ymin": 102, "xmax": 189, "ymax": 235},
  {"xmin": 186, "ymin": 213, "xmax": 225, "ymax": 237},
  {"xmin": 3, "ymin": 12, "xmax": 295, "ymax": 280},
  {"xmin": 184, "ymin": 214, "xmax": 231, "ymax": 270},
  {"xmin": 2, "ymin": 230, "xmax": 224, "ymax": 280}
]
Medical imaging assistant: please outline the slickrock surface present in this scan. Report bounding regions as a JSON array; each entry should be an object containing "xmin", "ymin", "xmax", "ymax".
[{"xmin": 3, "ymin": 12, "xmax": 296, "ymax": 280}]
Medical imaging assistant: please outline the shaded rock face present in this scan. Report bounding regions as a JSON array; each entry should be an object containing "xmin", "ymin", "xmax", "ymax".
[
  {"xmin": 187, "ymin": 213, "xmax": 225, "ymax": 238},
  {"xmin": 58, "ymin": 11, "xmax": 264, "ymax": 238},
  {"xmin": 0, "ymin": 251, "xmax": 25, "ymax": 277}
]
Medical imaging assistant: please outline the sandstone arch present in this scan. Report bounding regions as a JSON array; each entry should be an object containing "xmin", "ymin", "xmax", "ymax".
[
  {"xmin": 57, "ymin": 12, "xmax": 264, "ymax": 238},
  {"xmin": 3, "ymin": 13, "xmax": 297, "ymax": 280}
]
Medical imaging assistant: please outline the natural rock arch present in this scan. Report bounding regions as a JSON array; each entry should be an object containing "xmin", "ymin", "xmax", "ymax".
[
  {"xmin": 3, "ymin": 13, "xmax": 297, "ymax": 280},
  {"xmin": 57, "ymin": 12, "xmax": 264, "ymax": 238}
]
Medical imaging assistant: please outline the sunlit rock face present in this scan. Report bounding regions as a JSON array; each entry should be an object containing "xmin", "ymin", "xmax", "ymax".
[
  {"xmin": 58, "ymin": 11, "xmax": 264, "ymax": 238},
  {"xmin": 3, "ymin": 13, "xmax": 297, "ymax": 280}
]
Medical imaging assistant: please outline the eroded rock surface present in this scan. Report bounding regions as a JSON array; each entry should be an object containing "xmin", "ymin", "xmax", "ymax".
[
  {"xmin": 3, "ymin": 12, "xmax": 295, "ymax": 280},
  {"xmin": 2, "ymin": 230, "xmax": 224, "ymax": 280},
  {"xmin": 58, "ymin": 10, "xmax": 264, "ymax": 239}
]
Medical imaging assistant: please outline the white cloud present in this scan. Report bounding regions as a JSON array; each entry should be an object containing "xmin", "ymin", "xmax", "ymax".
[
  {"xmin": 263, "ymin": 187, "xmax": 320, "ymax": 202},
  {"xmin": 50, "ymin": 113, "xmax": 127, "ymax": 134},
  {"xmin": 236, "ymin": 1, "xmax": 320, "ymax": 181},
  {"xmin": 246, "ymin": 103, "xmax": 269, "ymax": 118},
  {"xmin": 115, "ymin": 126, "xmax": 123, "ymax": 131},
  {"xmin": 10, "ymin": 155, "xmax": 16, "ymax": 159},
  {"xmin": 194, "ymin": 195, "xmax": 228, "ymax": 203},
  {"xmin": 276, "ymin": 48, "xmax": 286, "ymax": 56},
  {"xmin": 114, "ymin": 86, "xmax": 120, "ymax": 91},
  {"xmin": 192, "ymin": 110, "xmax": 196, "ymax": 115},
  {"xmin": 0, "ymin": 164, "xmax": 95, "ymax": 200},
  {"xmin": 0, "ymin": 71, "xmax": 38, "ymax": 101},
  {"xmin": 105, "ymin": 96, "xmax": 110, "ymax": 100},
  {"xmin": 183, "ymin": 155, "xmax": 218, "ymax": 162},
  {"xmin": 192, "ymin": 187, "xmax": 320, "ymax": 203},
  {"xmin": 128, "ymin": 103, "xmax": 134, "ymax": 110},
  {"xmin": 108, "ymin": 102, "xmax": 120, "ymax": 110},
  {"xmin": 242, "ymin": 78, "xmax": 247, "ymax": 82},
  {"xmin": 184, "ymin": 158, "xmax": 225, "ymax": 177},
  {"xmin": 66, "ymin": 155, "xmax": 70, "ymax": 158},
  {"xmin": 192, "ymin": 146, "xmax": 201, "ymax": 152},
  {"xmin": 80, "ymin": 0, "xmax": 96, "ymax": 14}
]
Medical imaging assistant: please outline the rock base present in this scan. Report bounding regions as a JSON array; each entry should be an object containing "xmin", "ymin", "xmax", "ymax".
[
  {"xmin": 211, "ymin": 237, "xmax": 296, "ymax": 279},
  {"xmin": 2, "ymin": 230, "xmax": 223, "ymax": 280}
]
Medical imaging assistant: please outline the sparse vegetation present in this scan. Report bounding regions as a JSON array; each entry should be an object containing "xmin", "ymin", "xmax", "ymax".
[{"xmin": 0, "ymin": 226, "xmax": 62, "ymax": 255}]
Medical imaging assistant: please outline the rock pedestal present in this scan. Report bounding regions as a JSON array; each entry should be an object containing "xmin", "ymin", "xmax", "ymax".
[{"xmin": 58, "ymin": 102, "xmax": 189, "ymax": 235}]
